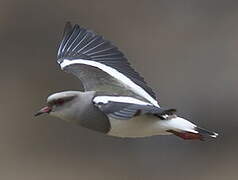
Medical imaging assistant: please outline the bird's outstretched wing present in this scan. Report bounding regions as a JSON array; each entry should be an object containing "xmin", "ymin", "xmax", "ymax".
[
  {"xmin": 57, "ymin": 22, "xmax": 159, "ymax": 107},
  {"xmin": 93, "ymin": 95, "xmax": 175, "ymax": 120}
]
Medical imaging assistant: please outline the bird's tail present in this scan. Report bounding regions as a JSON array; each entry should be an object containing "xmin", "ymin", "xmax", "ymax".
[
  {"xmin": 195, "ymin": 127, "xmax": 218, "ymax": 139},
  {"xmin": 168, "ymin": 127, "xmax": 218, "ymax": 141},
  {"xmin": 161, "ymin": 116, "xmax": 218, "ymax": 141}
]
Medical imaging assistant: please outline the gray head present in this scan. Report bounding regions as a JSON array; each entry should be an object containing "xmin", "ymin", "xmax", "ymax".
[
  {"xmin": 35, "ymin": 90, "xmax": 110, "ymax": 133},
  {"xmin": 35, "ymin": 91, "xmax": 82, "ymax": 120}
]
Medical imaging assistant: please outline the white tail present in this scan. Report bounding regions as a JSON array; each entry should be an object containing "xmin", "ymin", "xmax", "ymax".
[{"xmin": 159, "ymin": 116, "xmax": 218, "ymax": 140}]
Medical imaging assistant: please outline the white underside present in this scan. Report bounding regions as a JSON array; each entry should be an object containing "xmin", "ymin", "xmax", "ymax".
[{"xmin": 108, "ymin": 115, "xmax": 197, "ymax": 138}]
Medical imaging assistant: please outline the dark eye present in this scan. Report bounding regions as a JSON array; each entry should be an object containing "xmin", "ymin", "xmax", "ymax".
[
  {"xmin": 48, "ymin": 95, "xmax": 76, "ymax": 106},
  {"xmin": 54, "ymin": 99, "xmax": 65, "ymax": 105}
]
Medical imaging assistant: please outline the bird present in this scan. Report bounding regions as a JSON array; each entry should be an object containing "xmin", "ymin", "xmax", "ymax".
[{"xmin": 35, "ymin": 22, "xmax": 218, "ymax": 140}]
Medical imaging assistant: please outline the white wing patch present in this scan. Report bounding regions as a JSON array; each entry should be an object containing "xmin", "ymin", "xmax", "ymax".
[
  {"xmin": 93, "ymin": 96, "xmax": 152, "ymax": 106},
  {"xmin": 60, "ymin": 59, "xmax": 160, "ymax": 107}
]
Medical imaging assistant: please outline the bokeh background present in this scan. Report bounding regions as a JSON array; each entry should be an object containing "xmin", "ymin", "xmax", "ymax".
[{"xmin": 0, "ymin": 0, "xmax": 237, "ymax": 179}]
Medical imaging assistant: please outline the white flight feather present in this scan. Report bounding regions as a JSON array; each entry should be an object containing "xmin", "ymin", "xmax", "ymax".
[{"xmin": 93, "ymin": 96, "xmax": 152, "ymax": 106}]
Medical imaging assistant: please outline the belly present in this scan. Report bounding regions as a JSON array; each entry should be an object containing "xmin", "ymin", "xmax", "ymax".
[{"xmin": 107, "ymin": 115, "xmax": 171, "ymax": 138}]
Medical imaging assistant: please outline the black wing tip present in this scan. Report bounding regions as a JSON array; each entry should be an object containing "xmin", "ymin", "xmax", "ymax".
[
  {"xmin": 62, "ymin": 21, "xmax": 83, "ymax": 40},
  {"xmin": 63, "ymin": 21, "xmax": 73, "ymax": 36},
  {"xmin": 63, "ymin": 21, "xmax": 80, "ymax": 32},
  {"xmin": 57, "ymin": 22, "xmax": 79, "ymax": 59}
]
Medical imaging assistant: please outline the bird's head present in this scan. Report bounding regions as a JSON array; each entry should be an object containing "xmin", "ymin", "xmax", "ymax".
[{"xmin": 35, "ymin": 91, "xmax": 80, "ymax": 120}]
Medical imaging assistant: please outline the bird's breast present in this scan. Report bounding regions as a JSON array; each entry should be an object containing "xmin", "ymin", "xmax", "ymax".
[{"xmin": 107, "ymin": 115, "xmax": 170, "ymax": 138}]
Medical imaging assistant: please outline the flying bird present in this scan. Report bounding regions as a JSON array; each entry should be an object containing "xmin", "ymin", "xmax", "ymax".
[{"xmin": 35, "ymin": 22, "xmax": 218, "ymax": 140}]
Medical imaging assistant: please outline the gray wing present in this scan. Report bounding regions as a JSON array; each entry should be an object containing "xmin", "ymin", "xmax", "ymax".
[
  {"xmin": 93, "ymin": 95, "xmax": 173, "ymax": 120},
  {"xmin": 57, "ymin": 22, "xmax": 159, "ymax": 106}
]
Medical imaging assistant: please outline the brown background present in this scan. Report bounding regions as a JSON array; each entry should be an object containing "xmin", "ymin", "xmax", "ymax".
[{"xmin": 0, "ymin": 0, "xmax": 237, "ymax": 180}]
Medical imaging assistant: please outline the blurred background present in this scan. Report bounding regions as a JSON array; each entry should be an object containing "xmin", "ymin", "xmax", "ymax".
[{"xmin": 0, "ymin": 0, "xmax": 237, "ymax": 179}]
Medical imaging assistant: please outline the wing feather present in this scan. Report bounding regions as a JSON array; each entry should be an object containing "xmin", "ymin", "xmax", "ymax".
[
  {"xmin": 57, "ymin": 22, "xmax": 159, "ymax": 106},
  {"xmin": 93, "ymin": 96, "xmax": 167, "ymax": 120}
]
